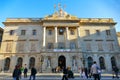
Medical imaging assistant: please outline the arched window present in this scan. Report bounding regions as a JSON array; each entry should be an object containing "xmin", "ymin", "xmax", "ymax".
[
  {"xmin": 4, "ymin": 58, "xmax": 10, "ymax": 71},
  {"xmin": 29, "ymin": 57, "xmax": 35, "ymax": 69},
  {"xmin": 87, "ymin": 57, "xmax": 93, "ymax": 69},
  {"xmin": 111, "ymin": 56, "xmax": 116, "ymax": 68},
  {"xmin": 99, "ymin": 57, "xmax": 105, "ymax": 69},
  {"xmin": 17, "ymin": 57, "xmax": 23, "ymax": 67}
]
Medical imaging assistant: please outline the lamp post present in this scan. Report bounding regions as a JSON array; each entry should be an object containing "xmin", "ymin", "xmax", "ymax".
[
  {"xmin": 80, "ymin": 57, "xmax": 85, "ymax": 68},
  {"xmin": 40, "ymin": 56, "xmax": 43, "ymax": 73}
]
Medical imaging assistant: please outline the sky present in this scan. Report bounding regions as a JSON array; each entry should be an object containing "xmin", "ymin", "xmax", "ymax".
[{"xmin": 0, "ymin": 0, "xmax": 120, "ymax": 32}]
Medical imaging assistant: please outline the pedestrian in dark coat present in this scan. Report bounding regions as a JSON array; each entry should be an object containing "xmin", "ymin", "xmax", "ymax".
[
  {"xmin": 112, "ymin": 66, "xmax": 119, "ymax": 78},
  {"xmin": 29, "ymin": 67, "xmax": 37, "ymax": 80},
  {"xmin": 62, "ymin": 67, "xmax": 68, "ymax": 80},
  {"xmin": 24, "ymin": 67, "xmax": 28, "ymax": 78},
  {"xmin": 12, "ymin": 65, "xmax": 20, "ymax": 80}
]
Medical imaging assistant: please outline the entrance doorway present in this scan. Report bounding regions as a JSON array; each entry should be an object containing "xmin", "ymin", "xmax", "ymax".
[{"xmin": 58, "ymin": 55, "xmax": 66, "ymax": 69}]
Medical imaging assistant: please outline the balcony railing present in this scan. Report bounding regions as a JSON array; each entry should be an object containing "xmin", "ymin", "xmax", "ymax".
[{"xmin": 40, "ymin": 48, "xmax": 81, "ymax": 53}]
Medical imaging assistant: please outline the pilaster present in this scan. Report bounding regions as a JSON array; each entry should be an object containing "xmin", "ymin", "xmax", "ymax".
[
  {"xmin": 43, "ymin": 26, "xmax": 46, "ymax": 48},
  {"xmin": 55, "ymin": 27, "xmax": 58, "ymax": 48},
  {"xmin": 77, "ymin": 27, "xmax": 81, "ymax": 50},
  {"xmin": 105, "ymin": 54, "xmax": 112, "ymax": 72},
  {"xmin": 66, "ymin": 27, "xmax": 69, "ymax": 48}
]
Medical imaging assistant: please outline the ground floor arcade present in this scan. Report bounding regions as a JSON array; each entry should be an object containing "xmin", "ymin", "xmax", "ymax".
[{"xmin": 0, "ymin": 52, "xmax": 119, "ymax": 73}]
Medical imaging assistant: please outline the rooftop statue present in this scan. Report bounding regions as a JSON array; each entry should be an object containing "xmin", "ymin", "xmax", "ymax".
[{"xmin": 44, "ymin": 3, "xmax": 78, "ymax": 19}]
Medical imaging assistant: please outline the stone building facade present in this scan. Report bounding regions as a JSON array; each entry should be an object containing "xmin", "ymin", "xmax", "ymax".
[
  {"xmin": 0, "ymin": 27, "xmax": 3, "ymax": 47},
  {"xmin": 0, "ymin": 8, "xmax": 120, "ymax": 73},
  {"xmin": 117, "ymin": 32, "xmax": 120, "ymax": 47}
]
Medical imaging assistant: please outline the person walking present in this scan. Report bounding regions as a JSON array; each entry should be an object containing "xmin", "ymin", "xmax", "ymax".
[
  {"xmin": 112, "ymin": 66, "xmax": 119, "ymax": 78},
  {"xmin": 67, "ymin": 66, "xmax": 74, "ymax": 78},
  {"xmin": 62, "ymin": 67, "xmax": 68, "ymax": 80},
  {"xmin": 91, "ymin": 61, "xmax": 100, "ymax": 80},
  {"xmin": 24, "ymin": 67, "xmax": 28, "ymax": 78},
  {"xmin": 12, "ymin": 65, "xmax": 20, "ymax": 80},
  {"xmin": 29, "ymin": 67, "xmax": 37, "ymax": 80},
  {"xmin": 84, "ymin": 67, "xmax": 88, "ymax": 78},
  {"xmin": 81, "ymin": 68, "xmax": 87, "ymax": 79}
]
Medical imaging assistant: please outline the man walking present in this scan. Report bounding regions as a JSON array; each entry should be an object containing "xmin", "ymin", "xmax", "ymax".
[
  {"xmin": 112, "ymin": 66, "xmax": 119, "ymax": 78},
  {"xmin": 91, "ymin": 61, "xmax": 100, "ymax": 80},
  {"xmin": 29, "ymin": 66, "xmax": 37, "ymax": 80},
  {"xmin": 62, "ymin": 67, "xmax": 68, "ymax": 80}
]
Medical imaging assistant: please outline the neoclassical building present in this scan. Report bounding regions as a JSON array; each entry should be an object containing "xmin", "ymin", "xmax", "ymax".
[
  {"xmin": 0, "ymin": 7, "xmax": 120, "ymax": 73},
  {"xmin": 117, "ymin": 32, "xmax": 120, "ymax": 47}
]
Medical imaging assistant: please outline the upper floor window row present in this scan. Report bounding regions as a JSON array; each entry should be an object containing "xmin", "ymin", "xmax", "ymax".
[
  {"xmin": 9, "ymin": 29, "xmax": 37, "ymax": 36},
  {"xmin": 85, "ymin": 29, "xmax": 111, "ymax": 36}
]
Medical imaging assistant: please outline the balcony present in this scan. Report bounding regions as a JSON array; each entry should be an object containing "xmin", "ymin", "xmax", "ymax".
[{"xmin": 40, "ymin": 48, "xmax": 81, "ymax": 53}]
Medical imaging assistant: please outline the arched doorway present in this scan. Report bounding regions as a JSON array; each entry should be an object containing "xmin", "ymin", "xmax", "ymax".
[
  {"xmin": 111, "ymin": 56, "xmax": 116, "ymax": 68},
  {"xmin": 99, "ymin": 57, "xmax": 106, "ymax": 69},
  {"xmin": 4, "ymin": 57, "xmax": 10, "ymax": 71},
  {"xmin": 87, "ymin": 57, "xmax": 93, "ymax": 69},
  {"xmin": 58, "ymin": 55, "xmax": 66, "ymax": 69},
  {"xmin": 29, "ymin": 57, "xmax": 35, "ymax": 69},
  {"xmin": 17, "ymin": 57, "xmax": 23, "ymax": 67}
]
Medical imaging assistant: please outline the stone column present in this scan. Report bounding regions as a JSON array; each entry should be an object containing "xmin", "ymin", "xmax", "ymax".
[
  {"xmin": 105, "ymin": 54, "xmax": 112, "ymax": 72},
  {"xmin": 66, "ymin": 27, "xmax": 69, "ymax": 40},
  {"xmin": 0, "ymin": 55, "xmax": 4, "ymax": 72},
  {"xmin": 35, "ymin": 56, "xmax": 40, "ymax": 71},
  {"xmin": 51, "ymin": 55, "xmax": 58, "ymax": 68},
  {"xmin": 77, "ymin": 27, "xmax": 81, "ymax": 50},
  {"xmin": 42, "ymin": 56, "xmax": 47, "ymax": 71},
  {"xmin": 43, "ymin": 26, "xmax": 46, "ymax": 48},
  {"xmin": 66, "ymin": 27, "xmax": 69, "ymax": 48},
  {"xmin": 10, "ymin": 55, "xmax": 17, "ymax": 72},
  {"xmin": 55, "ymin": 27, "xmax": 58, "ymax": 48},
  {"xmin": 66, "ymin": 54, "xmax": 71, "ymax": 67},
  {"xmin": 23, "ymin": 55, "xmax": 29, "ymax": 68},
  {"xmin": 94, "ymin": 54, "xmax": 99, "ymax": 66}
]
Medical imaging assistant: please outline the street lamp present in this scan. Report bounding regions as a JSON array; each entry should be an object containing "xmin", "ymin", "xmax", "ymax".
[
  {"xmin": 80, "ymin": 57, "xmax": 85, "ymax": 67},
  {"xmin": 40, "ymin": 56, "xmax": 43, "ymax": 73}
]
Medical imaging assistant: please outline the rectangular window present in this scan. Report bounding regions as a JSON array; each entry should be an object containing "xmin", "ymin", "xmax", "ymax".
[
  {"xmin": 85, "ymin": 30, "xmax": 90, "ymax": 36},
  {"xmin": 21, "ymin": 30, "xmax": 26, "ymax": 35},
  {"xmin": 97, "ymin": 41, "xmax": 103, "ymax": 51},
  {"xmin": 47, "ymin": 43, "xmax": 54, "ymax": 49},
  {"xmin": 107, "ymin": 41, "xmax": 114, "ymax": 51},
  {"xmin": 30, "ymin": 42, "xmax": 36, "ymax": 51},
  {"xmin": 9, "ymin": 30, "xmax": 15, "ymax": 35},
  {"xmin": 70, "ymin": 29, "xmax": 75, "ymax": 35},
  {"xmin": 48, "ymin": 30, "xmax": 52, "ymax": 35},
  {"xmin": 106, "ymin": 30, "xmax": 111, "ymax": 36},
  {"xmin": 58, "ymin": 42, "xmax": 65, "ymax": 49},
  {"xmin": 96, "ymin": 30, "xmax": 100, "ymax": 35},
  {"xmin": 86, "ymin": 42, "xmax": 91, "ymax": 51},
  {"xmin": 18, "ymin": 42, "xmax": 24, "ymax": 52},
  {"xmin": 32, "ymin": 30, "xmax": 36, "ymax": 35},
  {"xmin": 70, "ymin": 42, "xmax": 76, "ymax": 49},
  {"xmin": 6, "ymin": 42, "xmax": 13, "ymax": 52}
]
